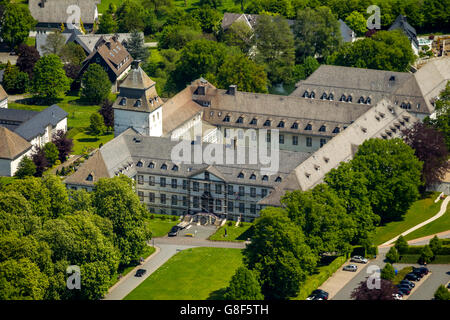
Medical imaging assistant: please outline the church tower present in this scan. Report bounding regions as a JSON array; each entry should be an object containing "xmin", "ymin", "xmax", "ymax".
[{"xmin": 112, "ymin": 60, "xmax": 163, "ymax": 137}]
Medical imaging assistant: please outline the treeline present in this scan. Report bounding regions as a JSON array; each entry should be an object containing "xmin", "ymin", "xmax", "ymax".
[
  {"xmin": 0, "ymin": 175, "xmax": 152, "ymax": 300},
  {"xmin": 224, "ymin": 138, "xmax": 424, "ymax": 300}
]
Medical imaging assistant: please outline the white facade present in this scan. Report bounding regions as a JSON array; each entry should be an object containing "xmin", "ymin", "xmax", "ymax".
[
  {"xmin": 28, "ymin": 118, "xmax": 67, "ymax": 148},
  {"xmin": 0, "ymin": 149, "xmax": 33, "ymax": 177},
  {"xmin": 0, "ymin": 98, "xmax": 7, "ymax": 109},
  {"xmin": 114, "ymin": 107, "xmax": 162, "ymax": 137}
]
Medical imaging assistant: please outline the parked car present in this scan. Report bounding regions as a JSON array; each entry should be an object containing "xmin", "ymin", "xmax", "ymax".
[
  {"xmin": 343, "ymin": 264, "xmax": 358, "ymax": 272},
  {"xmin": 404, "ymin": 273, "xmax": 421, "ymax": 281},
  {"xmin": 306, "ymin": 289, "xmax": 329, "ymax": 300},
  {"xmin": 413, "ymin": 267, "xmax": 429, "ymax": 276},
  {"xmin": 400, "ymin": 279, "xmax": 415, "ymax": 288},
  {"xmin": 350, "ymin": 256, "xmax": 368, "ymax": 264},
  {"xmin": 168, "ymin": 226, "xmax": 181, "ymax": 237},
  {"xmin": 392, "ymin": 293, "xmax": 403, "ymax": 300},
  {"xmin": 135, "ymin": 269, "xmax": 147, "ymax": 277},
  {"xmin": 396, "ymin": 286, "xmax": 411, "ymax": 295}
]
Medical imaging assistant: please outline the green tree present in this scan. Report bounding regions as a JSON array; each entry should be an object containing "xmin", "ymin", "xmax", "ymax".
[
  {"xmin": 345, "ymin": 11, "xmax": 367, "ymax": 36},
  {"xmin": 89, "ymin": 113, "xmax": 106, "ymax": 137},
  {"xmin": 60, "ymin": 42, "xmax": 86, "ymax": 66},
  {"xmin": 98, "ymin": 13, "xmax": 118, "ymax": 34},
  {"xmin": 0, "ymin": 3, "xmax": 36, "ymax": 48},
  {"xmin": 159, "ymin": 24, "xmax": 202, "ymax": 50},
  {"xmin": 380, "ymin": 263, "xmax": 395, "ymax": 281},
  {"xmin": 216, "ymin": 53, "xmax": 268, "ymax": 93},
  {"xmin": 190, "ymin": 6, "xmax": 223, "ymax": 34},
  {"xmin": 292, "ymin": 56, "xmax": 320, "ymax": 82},
  {"xmin": 116, "ymin": 0, "xmax": 146, "ymax": 33},
  {"xmin": 92, "ymin": 176, "xmax": 152, "ymax": 265},
  {"xmin": 350, "ymin": 138, "xmax": 423, "ymax": 223},
  {"xmin": 42, "ymin": 175, "xmax": 69, "ymax": 219},
  {"xmin": 0, "ymin": 191, "xmax": 41, "ymax": 236},
  {"xmin": 293, "ymin": 6, "xmax": 342, "ymax": 62},
  {"xmin": 68, "ymin": 189, "xmax": 93, "ymax": 213},
  {"xmin": 224, "ymin": 266, "xmax": 264, "ymax": 300},
  {"xmin": 395, "ymin": 235, "xmax": 409, "ymax": 255},
  {"xmin": 434, "ymin": 285, "xmax": 450, "ymax": 300},
  {"xmin": 429, "ymin": 235, "xmax": 442, "ymax": 256},
  {"xmin": 43, "ymin": 142, "xmax": 59, "ymax": 167},
  {"xmin": 327, "ymin": 30, "xmax": 416, "ymax": 72},
  {"xmin": 419, "ymin": 245, "xmax": 434, "ymax": 264},
  {"xmin": 243, "ymin": 207, "xmax": 318, "ymax": 299},
  {"xmin": 386, "ymin": 246, "xmax": 399, "ymax": 263},
  {"xmin": 125, "ymin": 30, "xmax": 150, "ymax": 61},
  {"xmin": 32, "ymin": 54, "xmax": 70, "ymax": 102},
  {"xmin": 254, "ymin": 14, "xmax": 295, "ymax": 85},
  {"xmin": 81, "ymin": 64, "xmax": 111, "ymax": 104},
  {"xmin": 426, "ymin": 82, "xmax": 450, "ymax": 150},
  {"xmin": 2, "ymin": 62, "xmax": 28, "ymax": 94},
  {"xmin": 282, "ymin": 184, "xmax": 356, "ymax": 255},
  {"xmin": 14, "ymin": 156, "xmax": 36, "ymax": 179},
  {"xmin": 222, "ymin": 20, "xmax": 254, "ymax": 54},
  {"xmin": 41, "ymin": 31, "xmax": 67, "ymax": 56}
]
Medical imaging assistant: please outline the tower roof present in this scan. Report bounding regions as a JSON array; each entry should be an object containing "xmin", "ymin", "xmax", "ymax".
[{"xmin": 0, "ymin": 127, "xmax": 32, "ymax": 160}]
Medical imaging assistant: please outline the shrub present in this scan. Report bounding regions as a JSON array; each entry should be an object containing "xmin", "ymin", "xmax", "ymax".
[
  {"xmin": 386, "ymin": 247, "xmax": 399, "ymax": 263},
  {"xmin": 434, "ymin": 285, "xmax": 450, "ymax": 300},
  {"xmin": 381, "ymin": 263, "xmax": 395, "ymax": 281},
  {"xmin": 228, "ymin": 221, "xmax": 233, "ymax": 226},
  {"xmin": 150, "ymin": 214, "xmax": 155, "ymax": 219},
  {"xmin": 395, "ymin": 236, "xmax": 409, "ymax": 254},
  {"xmin": 171, "ymin": 215, "xmax": 177, "ymax": 221},
  {"xmin": 419, "ymin": 245, "xmax": 434, "ymax": 264},
  {"xmin": 429, "ymin": 236, "xmax": 442, "ymax": 256}
]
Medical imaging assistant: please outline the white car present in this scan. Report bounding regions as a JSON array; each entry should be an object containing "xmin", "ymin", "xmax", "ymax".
[
  {"xmin": 392, "ymin": 293, "xmax": 403, "ymax": 300},
  {"xmin": 350, "ymin": 256, "xmax": 368, "ymax": 264},
  {"xmin": 343, "ymin": 264, "xmax": 358, "ymax": 272}
]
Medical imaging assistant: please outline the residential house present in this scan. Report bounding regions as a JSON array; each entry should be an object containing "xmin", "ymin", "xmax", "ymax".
[
  {"xmin": 388, "ymin": 15, "xmax": 419, "ymax": 55},
  {"xmin": 0, "ymin": 85, "xmax": 7, "ymax": 109},
  {"xmin": 0, "ymin": 127, "xmax": 33, "ymax": 177}
]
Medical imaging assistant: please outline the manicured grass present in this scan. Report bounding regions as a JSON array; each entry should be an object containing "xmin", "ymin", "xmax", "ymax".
[
  {"xmin": 8, "ymin": 93, "xmax": 115, "ymax": 155},
  {"xmin": 392, "ymin": 267, "xmax": 413, "ymax": 285},
  {"xmin": 372, "ymin": 192, "xmax": 441, "ymax": 246},
  {"xmin": 147, "ymin": 215, "xmax": 180, "ymax": 238},
  {"xmin": 208, "ymin": 222, "xmax": 253, "ymax": 242},
  {"xmin": 404, "ymin": 205, "xmax": 450, "ymax": 241},
  {"xmin": 124, "ymin": 247, "xmax": 243, "ymax": 300}
]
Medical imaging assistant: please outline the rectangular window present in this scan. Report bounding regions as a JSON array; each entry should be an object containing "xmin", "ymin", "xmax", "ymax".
[
  {"xmin": 171, "ymin": 195, "xmax": 177, "ymax": 206},
  {"xmin": 160, "ymin": 193, "xmax": 166, "ymax": 204},
  {"xmin": 224, "ymin": 128, "xmax": 230, "ymax": 138},
  {"xmin": 266, "ymin": 131, "xmax": 271, "ymax": 143},
  {"xmin": 239, "ymin": 186, "xmax": 244, "ymax": 197},
  {"xmin": 239, "ymin": 202, "xmax": 245, "ymax": 214},
  {"xmin": 279, "ymin": 134, "xmax": 284, "ymax": 144},
  {"xmin": 183, "ymin": 196, "xmax": 188, "ymax": 207},
  {"xmin": 160, "ymin": 177, "xmax": 166, "ymax": 187},
  {"xmin": 149, "ymin": 176, "xmax": 155, "ymax": 186},
  {"xmin": 149, "ymin": 192, "xmax": 155, "ymax": 203},
  {"xmin": 227, "ymin": 201, "xmax": 233, "ymax": 213},
  {"xmin": 215, "ymin": 199, "xmax": 222, "ymax": 211},
  {"xmin": 250, "ymin": 204, "xmax": 256, "ymax": 214},
  {"xmin": 292, "ymin": 136, "xmax": 298, "ymax": 145},
  {"xmin": 193, "ymin": 196, "xmax": 199, "ymax": 208},
  {"xmin": 320, "ymin": 138, "xmax": 327, "ymax": 148},
  {"xmin": 171, "ymin": 178, "xmax": 177, "ymax": 189},
  {"xmin": 183, "ymin": 180, "xmax": 188, "ymax": 190},
  {"xmin": 204, "ymin": 183, "xmax": 210, "ymax": 193},
  {"xmin": 306, "ymin": 137, "xmax": 312, "ymax": 147},
  {"xmin": 137, "ymin": 175, "xmax": 143, "ymax": 185},
  {"xmin": 193, "ymin": 181, "xmax": 199, "ymax": 192},
  {"xmin": 228, "ymin": 185, "xmax": 234, "ymax": 195},
  {"xmin": 138, "ymin": 191, "xmax": 144, "ymax": 200},
  {"xmin": 250, "ymin": 187, "xmax": 256, "ymax": 198},
  {"xmin": 261, "ymin": 189, "xmax": 268, "ymax": 198},
  {"xmin": 215, "ymin": 184, "xmax": 222, "ymax": 194}
]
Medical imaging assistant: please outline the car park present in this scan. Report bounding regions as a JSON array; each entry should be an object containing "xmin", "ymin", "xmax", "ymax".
[
  {"xmin": 412, "ymin": 267, "xmax": 429, "ymax": 276},
  {"xmin": 135, "ymin": 269, "xmax": 147, "ymax": 277},
  {"xmin": 350, "ymin": 256, "xmax": 368, "ymax": 264},
  {"xmin": 399, "ymin": 279, "xmax": 415, "ymax": 288},
  {"xmin": 404, "ymin": 273, "xmax": 421, "ymax": 281},
  {"xmin": 306, "ymin": 289, "xmax": 329, "ymax": 300},
  {"xmin": 397, "ymin": 286, "xmax": 411, "ymax": 295},
  {"xmin": 343, "ymin": 264, "xmax": 358, "ymax": 272}
]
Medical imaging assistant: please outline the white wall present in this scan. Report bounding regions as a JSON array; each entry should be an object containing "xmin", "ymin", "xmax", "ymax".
[
  {"xmin": 0, "ymin": 98, "xmax": 7, "ymax": 109},
  {"xmin": 149, "ymin": 107, "xmax": 162, "ymax": 137},
  {"xmin": 0, "ymin": 149, "xmax": 32, "ymax": 177}
]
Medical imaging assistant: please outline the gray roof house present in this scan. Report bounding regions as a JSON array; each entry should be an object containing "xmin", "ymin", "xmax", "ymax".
[
  {"xmin": 29, "ymin": 0, "xmax": 101, "ymax": 31},
  {"xmin": 339, "ymin": 19, "xmax": 356, "ymax": 43},
  {"xmin": 388, "ymin": 15, "xmax": 419, "ymax": 54}
]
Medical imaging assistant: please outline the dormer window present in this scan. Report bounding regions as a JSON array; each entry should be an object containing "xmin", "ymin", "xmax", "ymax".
[
  {"xmin": 172, "ymin": 165, "xmax": 178, "ymax": 171},
  {"xmin": 340, "ymin": 94, "xmax": 346, "ymax": 101},
  {"xmin": 120, "ymin": 97, "xmax": 127, "ymax": 106},
  {"xmin": 238, "ymin": 172, "xmax": 244, "ymax": 179},
  {"xmin": 347, "ymin": 95, "xmax": 352, "ymax": 102},
  {"xmin": 310, "ymin": 91, "xmax": 315, "ymax": 99},
  {"xmin": 323, "ymin": 157, "xmax": 329, "ymax": 163},
  {"xmin": 275, "ymin": 176, "xmax": 282, "ymax": 182},
  {"xmin": 361, "ymin": 127, "xmax": 367, "ymax": 133},
  {"xmin": 161, "ymin": 164, "xmax": 167, "ymax": 170},
  {"xmin": 321, "ymin": 92, "xmax": 327, "ymax": 100},
  {"xmin": 305, "ymin": 124, "xmax": 312, "ymax": 131},
  {"xmin": 365, "ymin": 97, "xmax": 371, "ymax": 104},
  {"xmin": 223, "ymin": 115, "xmax": 230, "ymax": 122},
  {"xmin": 328, "ymin": 93, "xmax": 334, "ymax": 100},
  {"xmin": 332, "ymin": 127, "xmax": 340, "ymax": 133},
  {"xmin": 236, "ymin": 116, "xmax": 243, "ymax": 124},
  {"xmin": 250, "ymin": 174, "xmax": 256, "ymax": 180},
  {"xmin": 264, "ymin": 120, "xmax": 271, "ymax": 126},
  {"xmin": 137, "ymin": 161, "xmax": 143, "ymax": 167},
  {"xmin": 305, "ymin": 173, "xmax": 311, "ymax": 179},
  {"xmin": 319, "ymin": 125, "xmax": 326, "ymax": 132},
  {"xmin": 135, "ymin": 99, "xmax": 142, "ymax": 107},
  {"xmin": 291, "ymin": 122, "xmax": 298, "ymax": 129},
  {"xmin": 148, "ymin": 162, "xmax": 155, "ymax": 168},
  {"xmin": 277, "ymin": 121, "xmax": 285, "ymax": 128},
  {"xmin": 262, "ymin": 175, "xmax": 268, "ymax": 181},
  {"xmin": 302, "ymin": 91, "xmax": 309, "ymax": 98},
  {"xmin": 86, "ymin": 174, "xmax": 93, "ymax": 181},
  {"xmin": 358, "ymin": 96, "xmax": 365, "ymax": 104},
  {"xmin": 250, "ymin": 118, "xmax": 257, "ymax": 125}
]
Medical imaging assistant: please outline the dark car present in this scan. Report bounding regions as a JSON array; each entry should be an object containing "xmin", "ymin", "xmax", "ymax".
[
  {"xmin": 168, "ymin": 226, "xmax": 181, "ymax": 237},
  {"xmin": 306, "ymin": 289, "xmax": 329, "ymax": 300},
  {"xmin": 396, "ymin": 286, "xmax": 411, "ymax": 295},
  {"xmin": 400, "ymin": 279, "xmax": 415, "ymax": 288},
  {"xmin": 413, "ymin": 267, "xmax": 429, "ymax": 276},
  {"xmin": 135, "ymin": 269, "xmax": 147, "ymax": 277},
  {"xmin": 404, "ymin": 273, "xmax": 421, "ymax": 281}
]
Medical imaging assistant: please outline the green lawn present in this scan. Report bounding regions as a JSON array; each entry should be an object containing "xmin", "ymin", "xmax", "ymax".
[
  {"xmin": 8, "ymin": 93, "xmax": 115, "ymax": 155},
  {"xmin": 124, "ymin": 247, "xmax": 243, "ymax": 300},
  {"xmin": 98, "ymin": 0, "xmax": 239, "ymax": 13},
  {"xmin": 208, "ymin": 222, "xmax": 253, "ymax": 242},
  {"xmin": 404, "ymin": 205, "xmax": 450, "ymax": 241},
  {"xmin": 372, "ymin": 192, "xmax": 441, "ymax": 246},
  {"xmin": 147, "ymin": 215, "xmax": 180, "ymax": 238},
  {"xmin": 392, "ymin": 267, "xmax": 413, "ymax": 285}
]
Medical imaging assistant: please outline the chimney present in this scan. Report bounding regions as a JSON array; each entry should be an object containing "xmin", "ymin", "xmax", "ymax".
[
  {"xmin": 228, "ymin": 85, "xmax": 237, "ymax": 96},
  {"xmin": 131, "ymin": 60, "xmax": 141, "ymax": 69}
]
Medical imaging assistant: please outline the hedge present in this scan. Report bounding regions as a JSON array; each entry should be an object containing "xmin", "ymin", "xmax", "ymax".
[
  {"xmin": 294, "ymin": 255, "xmax": 347, "ymax": 300},
  {"xmin": 405, "ymin": 245, "xmax": 450, "ymax": 255},
  {"xmin": 398, "ymin": 254, "xmax": 450, "ymax": 264}
]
